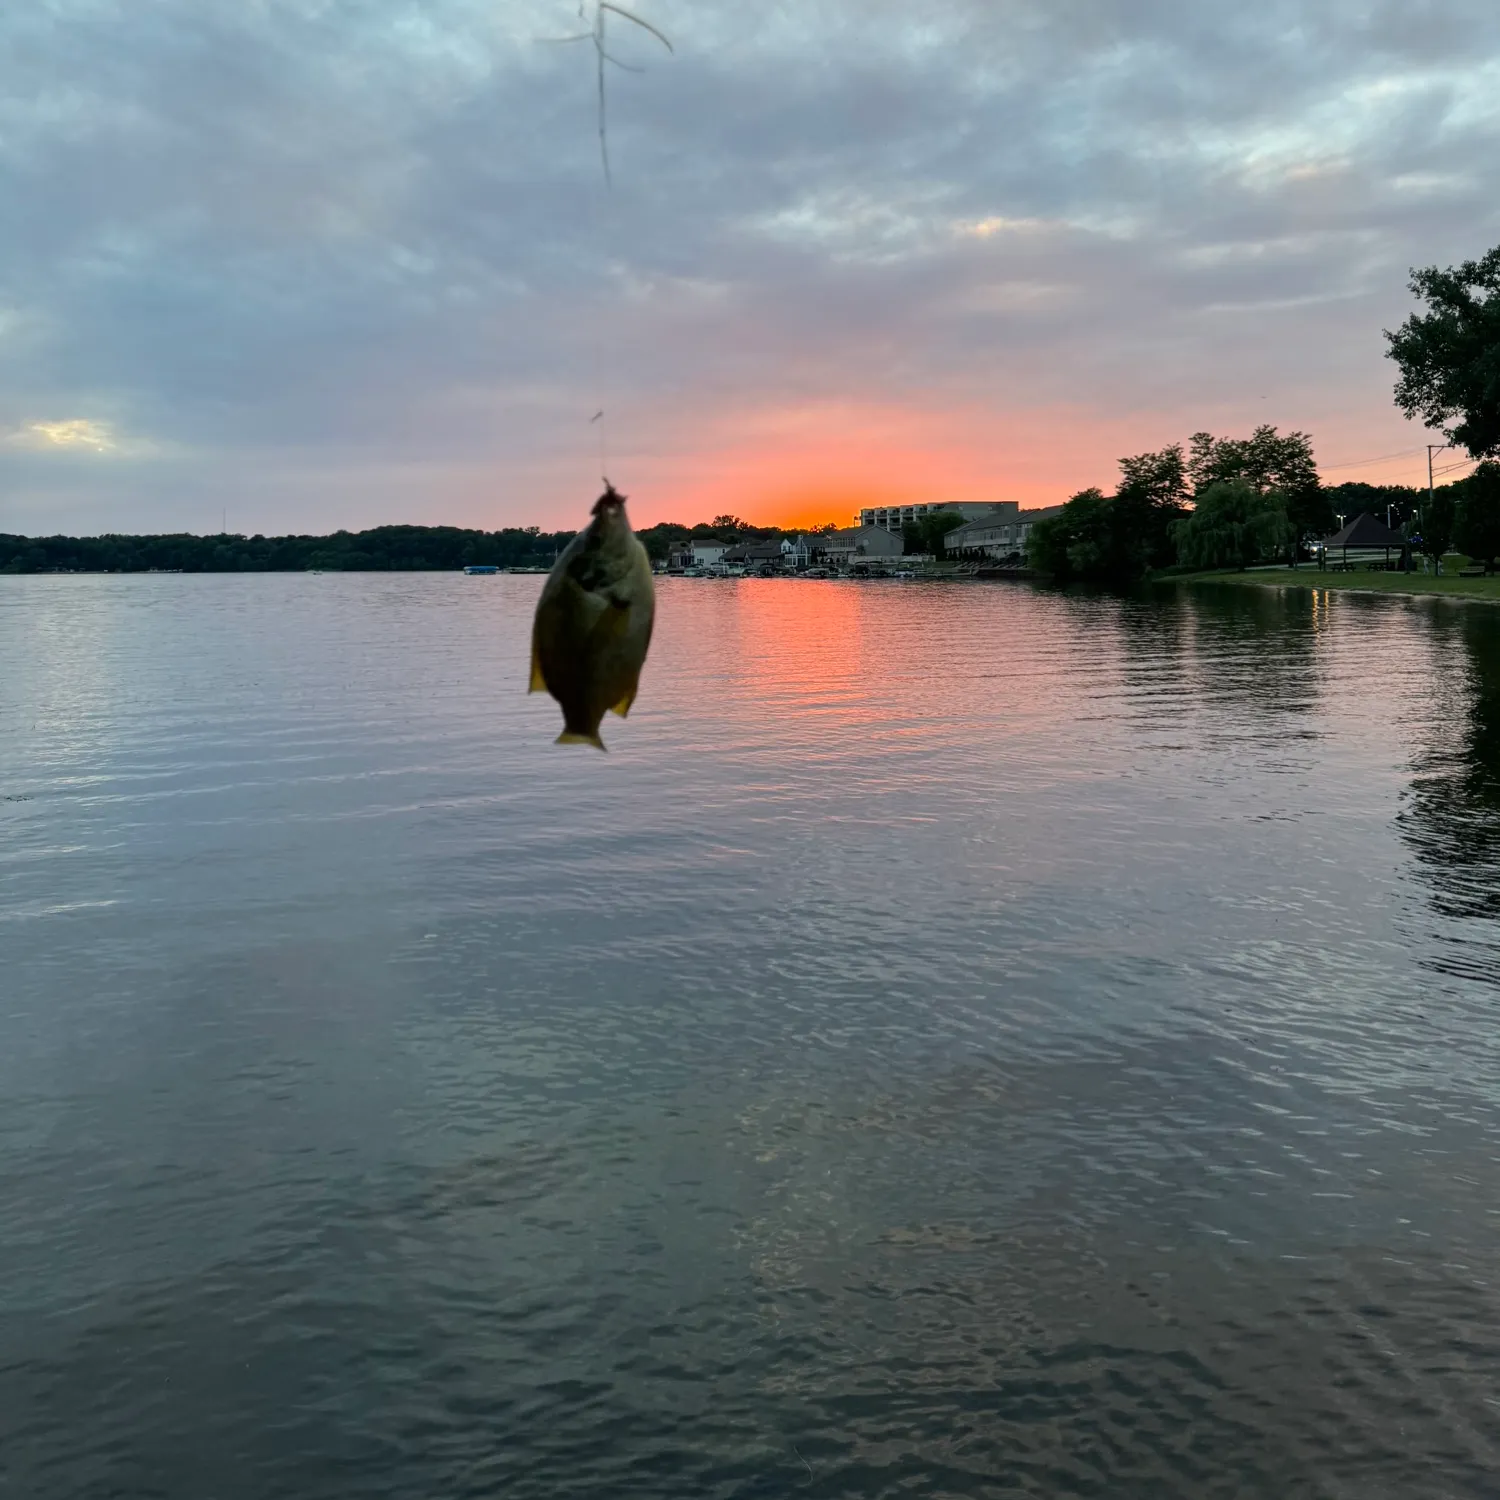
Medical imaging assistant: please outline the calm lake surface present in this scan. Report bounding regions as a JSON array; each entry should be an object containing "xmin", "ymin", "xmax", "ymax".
[{"xmin": 3, "ymin": 573, "xmax": 1499, "ymax": 1498}]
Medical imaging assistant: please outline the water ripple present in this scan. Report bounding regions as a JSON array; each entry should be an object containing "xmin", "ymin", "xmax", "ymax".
[{"xmin": 3, "ymin": 573, "xmax": 1500, "ymax": 1497}]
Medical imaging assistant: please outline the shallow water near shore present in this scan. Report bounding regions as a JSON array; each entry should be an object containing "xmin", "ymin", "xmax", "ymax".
[{"xmin": 3, "ymin": 572, "xmax": 1499, "ymax": 1498}]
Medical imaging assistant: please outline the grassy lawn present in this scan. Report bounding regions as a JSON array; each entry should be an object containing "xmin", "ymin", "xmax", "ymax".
[{"xmin": 1169, "ymin": 563, "xmax": 1500, "ymax": 604}]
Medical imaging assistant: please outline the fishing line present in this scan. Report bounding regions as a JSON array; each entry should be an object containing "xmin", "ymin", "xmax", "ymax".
[
  {"xmin": 538, "ymin": 2, "xmax": 673, "ymax": 489},
  {"xmin": 540, "ymin": 1, "xmax": 673, "ymax": 187},
  {"xmin": 592, "ymin": 408, "xmax": 608, "ymax": 480},
  {"xmin": 582, "ymin": 175, "xmax": 617, "ymax": 489}
]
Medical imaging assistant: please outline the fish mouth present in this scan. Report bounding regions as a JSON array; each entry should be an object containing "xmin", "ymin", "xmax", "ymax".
[{"xmin": 592, "ymin": 482, "xmax": 627, "ymax": 516}]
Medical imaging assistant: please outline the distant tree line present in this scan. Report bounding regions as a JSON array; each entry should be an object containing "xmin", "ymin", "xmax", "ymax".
[
  {"xmin": 0, "ymin": 513, "xmax": 820, "ymax": 575},
  {"xmin": 0, "ymin": 525, "xmax": 579, "ymax": 575},
  {"xmin": 0, "ymin": 509, "xmax": 966, "ymax": 576}
]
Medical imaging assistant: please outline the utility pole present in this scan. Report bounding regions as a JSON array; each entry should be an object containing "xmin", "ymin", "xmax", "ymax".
[
  {"xmin": 1428, "ymin": 442, "xmax": 1448, "ymax": 574},
  {"xmin": 1428, "ymin": 443, "xmax": 1448, "ymax": 512}
]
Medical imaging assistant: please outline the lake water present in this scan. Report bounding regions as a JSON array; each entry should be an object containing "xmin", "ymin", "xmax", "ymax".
[{"xmin": 3, "ymin": 573, "xmax": 1499, "ymax": 1498}]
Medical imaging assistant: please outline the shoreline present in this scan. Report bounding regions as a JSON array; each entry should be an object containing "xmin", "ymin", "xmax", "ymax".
[{"xmin": 1166, "ymin": 567, "xmax": 1500, "ymax": 606}]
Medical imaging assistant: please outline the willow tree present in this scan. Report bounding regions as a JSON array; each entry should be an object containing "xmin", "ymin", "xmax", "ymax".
[{"xmin": 1173, "ymin": 481, "xmax": 1294, "ymax": 571}]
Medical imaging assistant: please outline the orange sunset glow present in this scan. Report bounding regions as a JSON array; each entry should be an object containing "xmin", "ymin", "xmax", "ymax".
[
  {"xmin": 615, "ymin": 400, "xmax": 1090, "ymax": 531},
  {"xmin": 604, "ymin": 394, "xmax": 1440, "ymax": 534}
]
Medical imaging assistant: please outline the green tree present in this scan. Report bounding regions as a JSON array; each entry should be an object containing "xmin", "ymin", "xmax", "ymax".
[
  {"xmin": 1025, "ymin": 507, "xmax": 1073, "ymax": 580},
  {"xmin": 1117, "ymin": 443, "xmax": 1189, "ymax": 507},
  {"xmin": 702, "ymin": 513, "xmax": 757, "ymax": 541},
  {"xmin": 1058, "ymin": 487, "xmax": 1118, "ymax": 579},
  {"xmin": 1454, "ymin": 461, "xmax": 1500, "ymax": 573},
  {"xmin": 1386, "ymin": 245, "xmax": 1500, "ymax": 459},
  {"xmin": 1188, "ymin": 426, "xmax": 1326, "ymax": 545},
  {"xmin": 913, "ymin": 510, "xmax": 966, "ymax": 558},
  {"xmin": 1173, "ymin": 480, "xmax": 1294, "ymax": 570},
  {"xmin": 1417, "ymin": 484, "xmax": 1456, "ymax": 574},
  {"xmin": 1026, "ymin": 488, "xmax": 1106, "ymax": 583},
  {"xmin": 1113, "ymin": 443, "xmax": 1190, "ymax": 574},
  {"xmin": 1026, "ymin": 446, "xmax": 1188, "ymax": 586},
  {"xmin": 636, "ymin": 522, "xmax": 691, "ymax": 564}
]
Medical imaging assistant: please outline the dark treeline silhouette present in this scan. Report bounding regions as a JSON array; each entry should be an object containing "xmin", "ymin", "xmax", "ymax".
[
  {"xmin": 1322, "ymin": 480, "xmax": 1432, "ymax": 529},
  {"xmin": 0, "ymin": 515, "xmax": 804, "ymax": 575},
  {"xmin": 1026, "ymin": 421, "xmax": 1475, "ymax": 586},
  {"xmin": 0, "ymin": 525, "xmax": 577, "ymax": 575}
]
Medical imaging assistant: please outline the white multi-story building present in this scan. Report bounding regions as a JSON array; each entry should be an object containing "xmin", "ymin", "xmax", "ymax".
[{"xmin": 858, "ymin": 501, "xmax": 1013, "ymax": 533}]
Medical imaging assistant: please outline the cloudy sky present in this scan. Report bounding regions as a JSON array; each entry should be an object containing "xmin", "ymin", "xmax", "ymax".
[{"xmin": 2, "ymin": 0, "xmax": 1498, "ymax": 536}]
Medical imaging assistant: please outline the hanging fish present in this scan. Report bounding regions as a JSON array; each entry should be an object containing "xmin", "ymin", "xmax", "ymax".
[{"xmin": 529, "ymin": 482, "xmax": 655, "ymax": 749}]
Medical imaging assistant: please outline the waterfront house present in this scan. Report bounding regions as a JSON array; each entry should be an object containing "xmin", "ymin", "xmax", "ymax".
[
  {"xmin": 819, "ymin": 525, "xmax": 906, "ymax": 567},
  {"xmin": 690, "ymin": 539, "xmax": 730, "ymax": 569},
  {"xmin": 723, "ymin": 540, "xmax": 788, "ymax": 571},
  {"xmin": 787, "ymin": 534, "xmax": 823, "ymax": 569},
  {"xmin": 944, "ymin": 503, "xmax": 1066, "ymax": 560}
]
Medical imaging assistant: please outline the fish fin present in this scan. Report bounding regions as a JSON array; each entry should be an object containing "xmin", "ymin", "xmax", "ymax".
[
  {"xmin": 529, "ymin": 645, "xmax": 547, "ymax": 694},
  {"xmin": 608, "ymin": 684, "xmax": 637, "ymax": 718},
  {"xmin": 555, "ymin": 730, "xmax": 607, "ymax": 751}
]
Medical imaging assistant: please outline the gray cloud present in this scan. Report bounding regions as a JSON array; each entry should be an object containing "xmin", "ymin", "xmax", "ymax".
[{"xmin": 1, "ymin": 0, "xmax": 1498, "ymax": 533}]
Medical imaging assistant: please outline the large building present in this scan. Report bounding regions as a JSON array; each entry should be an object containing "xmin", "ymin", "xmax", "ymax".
[
  {"xmin": 818, "ymin": 525, "xmax": 905, "ymax": 565},
  {"xmin": 942, "ymin": 504, "xmax": 1066, "ymax": 559},
  {"xmin": 858, "ymin": 500, "xmax": 1015, "ymax": 533}
]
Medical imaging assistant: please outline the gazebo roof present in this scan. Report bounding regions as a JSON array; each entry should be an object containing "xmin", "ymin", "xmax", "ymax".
[{"xmin": 1322, "ymin": 512, "xmax": 1405, "ymax": 549}]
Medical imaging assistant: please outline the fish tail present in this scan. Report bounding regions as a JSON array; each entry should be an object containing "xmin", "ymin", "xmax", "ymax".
[{"xmin": 555, "ymin": 730, "xmax": 607, "ymax": 751}]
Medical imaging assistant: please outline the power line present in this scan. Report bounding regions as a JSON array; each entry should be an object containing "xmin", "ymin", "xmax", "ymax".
[{"xmin": 1319, "ymin": 447, "xmax": 1423, "ymax": 472}]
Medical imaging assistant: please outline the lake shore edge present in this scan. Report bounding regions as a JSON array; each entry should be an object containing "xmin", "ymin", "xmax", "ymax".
[{"xmin": 1166, "ymin": 566, "xmax": 1500, "ymax": 606}]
